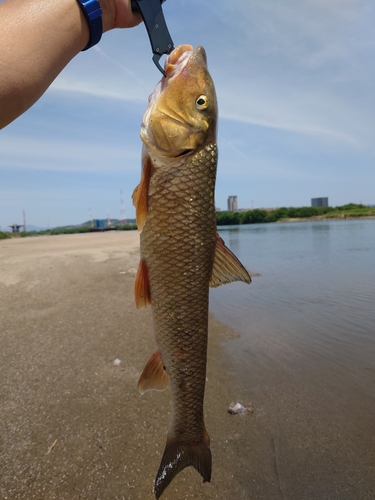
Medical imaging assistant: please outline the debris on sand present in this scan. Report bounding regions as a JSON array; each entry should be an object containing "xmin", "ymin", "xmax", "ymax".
[{"xmin": 228, "ymin": 402, "xmax": 253, "ymax": 415}]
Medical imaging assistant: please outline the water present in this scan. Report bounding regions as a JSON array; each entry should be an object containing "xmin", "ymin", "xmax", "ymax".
[
  {"xmin": 209, "ymin": 220, "xmax": 375, "ymax": 497},
  {"xmin": 211, "ymin": 219, "xmax": 375, "ymax": 367}
]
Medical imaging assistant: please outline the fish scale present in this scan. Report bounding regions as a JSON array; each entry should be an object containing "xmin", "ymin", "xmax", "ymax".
[{"xmin": 141, "ymin": 144, "xmax": 217, "ymax": 491}]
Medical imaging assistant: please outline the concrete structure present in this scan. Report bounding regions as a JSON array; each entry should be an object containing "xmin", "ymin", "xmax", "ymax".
[
  {"xmin": 9, "ymin": 224, "xmax": 23, "ymax": 233},
  {"xmin": 311, "ymin": 197, "xmax": 329, "ymax": 207},
  {"xmin": 227, "ymin": 196, "xmax": 238, "ymax": 211}
]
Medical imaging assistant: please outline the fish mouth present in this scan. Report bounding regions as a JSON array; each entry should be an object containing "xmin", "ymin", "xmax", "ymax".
[
  {"xmin": 164, "ymin": 44, "xmax": 194, "ymax": 79},
  {"xmin": 145, "ymin": 45, "xmax": 196, "ymax": 109}
]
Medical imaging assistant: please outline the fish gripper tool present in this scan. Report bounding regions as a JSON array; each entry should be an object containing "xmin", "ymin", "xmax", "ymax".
[{"xmin": 131, "ymin": 0, "xmax": 175, "ymax": 76}]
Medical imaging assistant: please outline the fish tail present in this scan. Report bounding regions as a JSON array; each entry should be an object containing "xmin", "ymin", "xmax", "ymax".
[{"xmin": 154, "ymin": 435, "xmax": 211, "ymax": 499}]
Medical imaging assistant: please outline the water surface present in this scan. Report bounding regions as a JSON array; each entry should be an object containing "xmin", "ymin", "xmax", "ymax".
[{"xmin": 210, "ymin": 220, "xmax": 375, "ymax": 498}]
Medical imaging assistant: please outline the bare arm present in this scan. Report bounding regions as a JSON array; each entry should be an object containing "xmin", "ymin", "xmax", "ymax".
[{"xmin": 0, "ymin": 0, "xmax": 141, "ymax": 129}]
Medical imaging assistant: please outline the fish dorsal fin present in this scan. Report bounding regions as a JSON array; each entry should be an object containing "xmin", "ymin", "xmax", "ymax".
[
  {"xmin": 210, "ymin": 234, "xmax": 252, "ymax": 288},
  {"xmin": 132, "ymin": 156, "xmax": 152, "ymax": 232},
  {"xmin": 138, "ymin": 350, "xmax": 170, "ymax": 395},
  {"xmin": 134, "ymin": 259, "xmax": 151, "ymax": 309}
]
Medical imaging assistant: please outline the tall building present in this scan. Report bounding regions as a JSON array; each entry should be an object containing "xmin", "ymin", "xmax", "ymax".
[
  {"xmin": 311, "ymin": 197, "xmax": 328, "ymax": 207},
  {"xmin": 227, "ymin": 196, "xmax": 238, "ymax": 211}
]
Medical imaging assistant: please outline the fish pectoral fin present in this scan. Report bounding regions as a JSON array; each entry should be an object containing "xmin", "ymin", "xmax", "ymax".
[
  {"xmin": 134, "ymin": 259, "xmax": 151, "ymax": 309},
  {"xmin": 210, "ymin": 233, "xmax": 252, "ymax": 288},
  {"xmin": 138, "ymin": 350, "xmax": 169, "ymax": 395},
  {"xmin": 154, "ymin": 434, "xmax": 211, "ymax": 499},
  {"xmin": 132, "ymin": 155, "xmax": 152, "ymax": 232}
]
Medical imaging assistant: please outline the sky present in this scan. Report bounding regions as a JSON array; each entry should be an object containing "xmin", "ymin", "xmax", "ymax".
[{"xmin": 1, "ymin": 0, "xmax": 375, "ymax": 229}]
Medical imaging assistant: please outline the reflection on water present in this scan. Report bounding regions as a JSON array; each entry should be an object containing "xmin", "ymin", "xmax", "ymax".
[{"xmin": 210, "ymin": 219, "xmax": 375, "ymax": 373}]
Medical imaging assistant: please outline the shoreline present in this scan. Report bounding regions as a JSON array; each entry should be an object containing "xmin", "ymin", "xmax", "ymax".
[
  {"xmin": 276, "ymin": 214, "xmax": 375, "ymax": 223},
  {"xmin": 2, "ymin": 214, "xmax": 375, "ymax": 241}
]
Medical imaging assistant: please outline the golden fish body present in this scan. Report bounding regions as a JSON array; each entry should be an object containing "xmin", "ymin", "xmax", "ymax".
[{"xmin": 133, "ymin": 45, "xmax": 250, "ymax": 499}]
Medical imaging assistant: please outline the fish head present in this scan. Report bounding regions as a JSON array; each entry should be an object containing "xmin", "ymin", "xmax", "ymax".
[{"xmin": 141, "ymin": 45, "xmax": 218, "ymax": 158}]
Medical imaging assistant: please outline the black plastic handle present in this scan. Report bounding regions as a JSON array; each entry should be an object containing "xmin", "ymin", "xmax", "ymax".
[{"xmin": 131, "ymin": 0, "xmax": 174, "ymax": 75}]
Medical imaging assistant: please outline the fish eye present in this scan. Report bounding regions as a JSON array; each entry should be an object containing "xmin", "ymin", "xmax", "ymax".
[{"xmin": 196, "ymin": 95, "xmax": 209, "ymax": 110}]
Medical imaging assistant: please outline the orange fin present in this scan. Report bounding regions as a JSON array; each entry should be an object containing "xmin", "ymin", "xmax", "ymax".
[
  {"xmin": 132, "ymin": 156, "xmax": 152, "ymax": 232},
  {"xmin": 134, "ymin": 259, "xmax": 151, "ymax": 309},
  {"xmin": 210, "ymin": 234, "xmax": 252, "ymax": 288},
  {"xmin": 138, "ymin": 350, "xmax": 169, "ymax": 395},
  {"xmin": 154, "ymin": 435, "xmax": 211, "ymax": 499}
]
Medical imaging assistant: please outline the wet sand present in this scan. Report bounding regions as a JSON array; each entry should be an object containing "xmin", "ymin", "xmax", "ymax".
[{"xmin": 0, "ymin": 232, "xmax": 273, "ymax": 500}]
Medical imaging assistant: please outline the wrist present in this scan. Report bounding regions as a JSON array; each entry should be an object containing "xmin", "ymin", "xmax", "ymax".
[
  {"xmin": 76, "ymin": 0, "xmax": 103, "ymax": 50},
  {"xmin": 96, "ymin": 0, "xmax": 116, "ymax": 32}
]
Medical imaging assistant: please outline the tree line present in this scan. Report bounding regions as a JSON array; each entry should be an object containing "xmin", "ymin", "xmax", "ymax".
[{"xmin": 216, "ymin": 204, "xmax": 372, "ymax": 226}]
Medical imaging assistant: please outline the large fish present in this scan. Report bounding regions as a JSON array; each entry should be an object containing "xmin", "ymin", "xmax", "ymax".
[{"xmin": 132, "ymin": 44, "xmax": 251, "ymax": 499}]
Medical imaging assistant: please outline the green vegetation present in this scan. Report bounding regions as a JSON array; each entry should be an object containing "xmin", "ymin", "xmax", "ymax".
[
  {"xmin": 216, "ymin": 203, "xmax": 375, "ymax": 226},
  {"xmin": 36, "ymin": 224, "xmax": 137, "ymax": 235},
  {"xmin": 1, "ymin": 224, "xmax": 138, "ymax": 238},
  {"xmin": 2, "ymin": 204, "xmax": 374, "ymax": 238}
]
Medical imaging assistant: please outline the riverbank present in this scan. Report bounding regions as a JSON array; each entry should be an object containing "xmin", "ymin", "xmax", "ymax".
[
  {"xmin": 0, "ymin": 232, "xmax": 270, "ymax": 500},
  {"xmin": 279, "ymin": 214, "xmax": 375, "ymax": 223}
]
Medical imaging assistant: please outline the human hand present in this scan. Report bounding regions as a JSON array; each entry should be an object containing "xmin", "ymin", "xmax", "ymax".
[{"xmin": 101, "ymin": 0, "xmax": 142, "ymax": 32}]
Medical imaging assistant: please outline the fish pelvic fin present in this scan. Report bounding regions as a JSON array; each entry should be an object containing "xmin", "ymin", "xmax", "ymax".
[
  {"xmin": 132, "ymin": 155, "xmax": 152, "ymax": 232},
  {"xmin": 138, "ymin": 350, "xmax": 169, "ymax": 395},
  {"xmin": 134, "ymin": 258, "xmax": 151, "ymax": 309},
  {"xmin": 154, "ymin": 435, "xmax": 212, "ymax": 499},
  {"xmin": 210, "ymin": 233, "xmax": 252, "ymax": 288}
]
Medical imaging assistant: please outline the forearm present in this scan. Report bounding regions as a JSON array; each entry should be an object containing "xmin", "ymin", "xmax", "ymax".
[{"xmin": 0, "ymin": 0, "xmax": 139, "ymax": 129}]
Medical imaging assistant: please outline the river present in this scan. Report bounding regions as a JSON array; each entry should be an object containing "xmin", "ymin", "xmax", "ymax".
[{"xmin": 210, "ymin": 219, "xmax": 375, "ymax": 498}]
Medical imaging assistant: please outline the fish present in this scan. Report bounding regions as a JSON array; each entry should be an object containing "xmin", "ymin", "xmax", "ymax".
[{"xmin": 132, "ymin": 44, "xmax": 251, "ymax": 499}]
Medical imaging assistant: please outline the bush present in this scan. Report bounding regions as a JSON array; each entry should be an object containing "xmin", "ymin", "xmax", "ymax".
[
  {"xmin": 216, "ymin": 211, "xmax": 241, "ymax": 225},
  {"xmin": 242, "ymin": 209, "xmax": 268, "ymax": 224}
]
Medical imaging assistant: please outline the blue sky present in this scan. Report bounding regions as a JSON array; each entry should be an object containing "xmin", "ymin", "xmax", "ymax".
[{"xmin": 1, "ymin": 0, "xmax": 374, "ymax": 229}]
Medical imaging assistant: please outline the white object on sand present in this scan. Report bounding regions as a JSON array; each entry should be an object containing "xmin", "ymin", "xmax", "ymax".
[{"xmin": 228, "ymin": 402, "xmax": 252, "ymax": 415}]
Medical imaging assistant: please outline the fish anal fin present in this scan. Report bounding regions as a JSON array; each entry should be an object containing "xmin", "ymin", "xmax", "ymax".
[
  {"xmin": 132, "ymin": 156, "xmax": 152, "ymax": 232},
  {"xmin": 138, "ymin": 350, "xmax": 169, "ymax": 395},
  {"xmin": 134, "ymin": 259, "xmax": 151, "ymax": 309},
  {"xmin": 210, "ymin": 233, "xmax": 252, "ymax": 288},
  {"xmin": 154, "ymin": 435, "xmax": 211, "ymax": 499}
]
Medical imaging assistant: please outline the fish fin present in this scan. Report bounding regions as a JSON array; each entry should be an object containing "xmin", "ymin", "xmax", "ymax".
[
  {"xmin": 138, "ymin": 350, "xmax": 169, "ymax": 395},
  {"xmin": 210, "ymin": 233, "xmax": 252, "ymax": 287},
  {"xmin": 154, "ymin": 434, "xmax": 211, "ymax": 499},
  {"xmin": 132, "ymin": 156, "xmax": 152, "ymax": 232},
  {"xmin": 134, "ymin": 259, "xmax": 151, "ymax": 309}
]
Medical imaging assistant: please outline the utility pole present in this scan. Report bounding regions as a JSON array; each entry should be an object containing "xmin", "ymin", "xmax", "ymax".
[
  {"xmin": 89, "ymin": 208, "xmax": 94, "ymax": 228},
  {"xmin": 120, "ymin": 189, "xmax": 127, "ymax": 225}
]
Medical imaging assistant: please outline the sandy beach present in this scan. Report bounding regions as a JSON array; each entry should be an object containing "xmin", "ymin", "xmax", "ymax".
[{"xmin": 0, "ymin": 232, "xmax": 269, "ymax": 500}]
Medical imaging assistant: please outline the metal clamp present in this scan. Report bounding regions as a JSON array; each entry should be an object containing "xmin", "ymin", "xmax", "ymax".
[{"xmin": 131, "ymin": 0, "xmax": 174, "ymax": 75}]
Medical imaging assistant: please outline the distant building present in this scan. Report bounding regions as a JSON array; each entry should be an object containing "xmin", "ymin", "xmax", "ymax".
[
  {"xmin": 311, "ymin": 197, "xmax": 328, "ymax": 207},
  {"xmin": 9, "ymin": 224, "xmax": 23, "ymax": 233},
  {"xmin": 227, "ymin": 196, "xmax": 238, "ymax": 211},
  {"xmin": 93, "ymin": 219, "xmax": 106, "ymax": 229}
]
